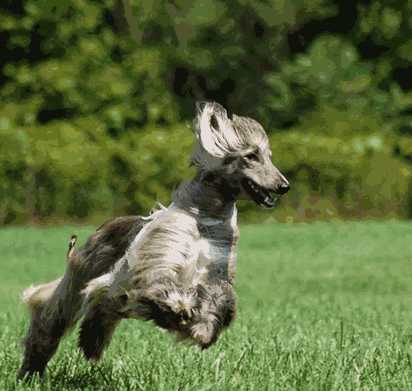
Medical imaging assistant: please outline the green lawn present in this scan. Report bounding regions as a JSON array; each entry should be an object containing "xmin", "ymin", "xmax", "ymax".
[{"xmin": 1, "ymin": 221, "xmax": 412, "ymax": 390}]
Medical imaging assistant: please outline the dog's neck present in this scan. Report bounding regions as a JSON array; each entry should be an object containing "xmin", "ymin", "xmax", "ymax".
[{"xmin": 173, "ymin": 172, "xmax": 237, "ymax": 221}]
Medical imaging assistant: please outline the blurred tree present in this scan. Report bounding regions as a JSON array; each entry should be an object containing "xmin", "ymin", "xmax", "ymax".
[{"xmin": 0, "ymin": 0, "xmax": 412, "ymax": 222}]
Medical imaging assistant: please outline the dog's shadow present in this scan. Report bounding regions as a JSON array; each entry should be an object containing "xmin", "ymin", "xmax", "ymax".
[
  {"xmin": 47, "ymin": 362, "xmax": 114, "ymax": 389},
  {"xmin": 43, "ymin": 350, "xmax": 119, "ymax": 390}
]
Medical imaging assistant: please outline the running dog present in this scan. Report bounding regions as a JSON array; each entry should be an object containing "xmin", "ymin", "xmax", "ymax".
[{"xmin": 18, "ymin": 101, "xmax": 289, "ymax": 379}]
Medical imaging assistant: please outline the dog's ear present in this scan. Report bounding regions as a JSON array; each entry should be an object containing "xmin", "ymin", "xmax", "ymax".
[{"xmin": 194, "ymin": 101, "xmax": 241, "ymax": 158}]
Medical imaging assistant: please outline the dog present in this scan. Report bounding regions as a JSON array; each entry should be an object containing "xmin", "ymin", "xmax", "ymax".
[{"xmin": 18, "ymin": 101, "xmax": 289, "ymax": 379}]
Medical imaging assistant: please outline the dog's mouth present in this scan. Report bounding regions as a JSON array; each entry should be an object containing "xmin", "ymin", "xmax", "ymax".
[{"xmin": 241, "ymin": 179, "xmax": 279, "ymax": 208}]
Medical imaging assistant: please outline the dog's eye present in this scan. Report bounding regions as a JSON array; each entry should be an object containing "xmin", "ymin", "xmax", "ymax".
[{"xmin": 244, "ymin": 152, "xmax": 259, "ymax": 162}]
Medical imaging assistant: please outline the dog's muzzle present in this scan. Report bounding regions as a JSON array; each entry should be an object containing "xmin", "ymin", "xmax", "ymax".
[{"xmin": 241, "ymin": 179, "xmax": 280, "ymax": 208}]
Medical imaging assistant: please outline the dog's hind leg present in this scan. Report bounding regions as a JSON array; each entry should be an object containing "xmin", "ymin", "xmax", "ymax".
[
  {"xmin": 18, "ymin": 235, "xmax": 88, "ymax": 380},
  {"xmin": 18, "ymin": 216, "xmax": 145, "ymax": 379},
  {"xmin": 190, "ymin": 282, "xmax": 236, "ymax": 349},
  {"xmin": 18, "ymin": 276, "xmax": 79, "ymax": 379}
]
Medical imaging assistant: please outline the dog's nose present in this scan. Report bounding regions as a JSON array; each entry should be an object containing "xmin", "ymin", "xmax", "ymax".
[{"xmin": 277, "ymin": 182, "xmax": 290, "ymax": 194}]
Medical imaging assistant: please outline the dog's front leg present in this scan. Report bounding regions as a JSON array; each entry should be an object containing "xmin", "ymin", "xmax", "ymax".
[
  {"xmin": 124, "ymin": 282, "xmax": 197, "ymax": 332},
  {"xmin": 190, "ymin": 282, "xmax": 237, "ymax": 349}
]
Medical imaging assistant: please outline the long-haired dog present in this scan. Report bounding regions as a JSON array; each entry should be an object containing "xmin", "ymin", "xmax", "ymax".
[{"xmin": 18, "ymin": 102, "xmax": 289, "ymax": 379}]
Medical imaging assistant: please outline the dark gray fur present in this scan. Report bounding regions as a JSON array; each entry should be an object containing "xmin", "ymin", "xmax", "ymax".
[{"xmin": 18, "ymin": 102, "xmax": 289, "ymax": 380}]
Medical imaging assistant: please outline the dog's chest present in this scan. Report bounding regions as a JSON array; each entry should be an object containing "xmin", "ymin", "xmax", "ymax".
[
  {"xmin": 197, "ymin": 236, "xmax": 227, "ymax": 267},
  {"xmin": 126, "ymin": 206, "xmax": 239, "ymax": 284},
  {"xmin": 194, "ymin": 215, "xmax": 239, "ymax": 281}
]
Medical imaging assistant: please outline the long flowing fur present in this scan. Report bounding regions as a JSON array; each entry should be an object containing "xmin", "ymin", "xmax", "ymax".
[{"xmin": 18, "ymin": 102, "xmax": 289, "ymax": 380}]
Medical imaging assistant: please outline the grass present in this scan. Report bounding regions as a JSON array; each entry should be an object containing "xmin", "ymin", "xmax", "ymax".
[{"xmin": 1, "ymin": 221, "xmax": 412, "ymax": 390}]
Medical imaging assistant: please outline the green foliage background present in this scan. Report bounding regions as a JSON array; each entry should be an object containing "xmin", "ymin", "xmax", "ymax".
[{"xmin": 1, "ymin": 0, "xmax": 412, "ymax": 224}]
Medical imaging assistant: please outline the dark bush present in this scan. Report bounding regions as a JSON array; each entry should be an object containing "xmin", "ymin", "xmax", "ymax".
[{"xmin": 1, "ymin": 0, "xmax": 412, "ymax": 223}]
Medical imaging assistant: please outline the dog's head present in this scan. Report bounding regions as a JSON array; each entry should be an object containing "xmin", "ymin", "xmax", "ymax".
[{"xmin": 192, "ymin": 101, "xmax": 289, "ymax": 208}]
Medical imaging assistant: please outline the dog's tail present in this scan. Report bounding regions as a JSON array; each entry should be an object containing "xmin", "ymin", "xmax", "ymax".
[
  {"xmin": 22, "ymin": 278, "xmax": 62, "ymax": 316},
  {"xmin": 66, "ymin": 234, "xmax": 77, "ymax": 261},
  {"xmin": 22, "ymin": 234, "xmax": 78, "ymax": 316}
]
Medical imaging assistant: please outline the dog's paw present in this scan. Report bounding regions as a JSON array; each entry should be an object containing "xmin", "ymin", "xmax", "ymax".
[{"xmin": 191, "ymin": 323, "xmax": 216, "ymax": 349}]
